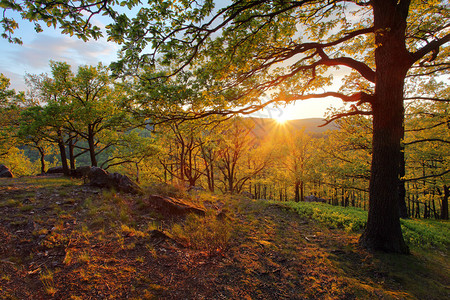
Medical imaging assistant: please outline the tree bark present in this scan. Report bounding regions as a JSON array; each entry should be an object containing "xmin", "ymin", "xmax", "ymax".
[
  {"xmin": 359, "ymin": 0, "xmax": 410, "ymax": 254},
  {"xmin": 294, "ymin": 181, "xmax": 300, "ymax": 202},
  {"xmin": 57, "ymin": 130, "xmax": 69, "ymax": 176},
  {"xmin": 37, "ymin": 146, "xmax": 46, "ymax": 174},
  {"xmin": 398, "ymin": 140, "xmax": 408, "ymax": 218},
  {"xmin": 441, "ymin": 185, "xmax": 449, "ymax": 220},
  {"xmin": 88, "ymin": 125, "xmax": 97, "ymax": 167},
  {"xmin": 68, "ymin": 136, "xmax": 76, "ymax": 171}
]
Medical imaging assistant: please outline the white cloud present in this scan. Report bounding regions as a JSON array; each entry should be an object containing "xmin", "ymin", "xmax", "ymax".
[
  {"xmin": 17, "ymin": 34, "xmax": 118, "ymax": 68},
  {"xmin": 0, "ymin": 33, "xmax": 119, "ymax": 91}
]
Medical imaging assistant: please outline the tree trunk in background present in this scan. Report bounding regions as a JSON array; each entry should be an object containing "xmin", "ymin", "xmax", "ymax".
[
  {"xmin": 57, "ymin": 130, "xmax": 69, "ymax": 176},
  {"xmin": 399, "ymin": 129, "xmax": 408, "ymax": 218},
  {"xmin": 88, "ymin": 125, "xmax": 97, "ymax": 167},
  {"xmin": 37, "ymin": 146, "xmax": 46, "ymax": 174},
  {"xmin": 300, "ymin": 181, "xmax": 304, "ymax": 202},
  {"xmin": 294, "ymin": 181, "xmax": 300, "ymax": 202},
  {"xmin": 68, "ymin": 137, "xmax": 76, "ymax": 171},
  {"xmin": 441, "ymin": 185, "xmax": 449, "ymax": 220}
]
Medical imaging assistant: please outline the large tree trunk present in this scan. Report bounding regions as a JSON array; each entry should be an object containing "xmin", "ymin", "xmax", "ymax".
[{"xmin": 359, "ymin": 0, "xmax": 411, "ymax": 254}]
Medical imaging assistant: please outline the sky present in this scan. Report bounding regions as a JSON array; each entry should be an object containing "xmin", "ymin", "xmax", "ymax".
[{"xmin": 0, "ymin": 7, "xmax": 346, "ymax": 121}]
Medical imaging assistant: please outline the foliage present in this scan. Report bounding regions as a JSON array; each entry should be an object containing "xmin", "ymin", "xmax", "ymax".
[
  {"xmin": 0, "ymin": 73, "xmax": 23, "ymax": 157},
  {"xmin": 0, "ymin": 0, "xmax": 110, "ymax": 44},
  {"xmin": 284, "ymin": 201, "xmax": 367, "ymax": 232},
  {"xmin": 281, "ymin": 200, "xmax": 449, "ymax": 251},
  {"xmin": 20, "ymin": 61, "xmax": 139, "ymax": 170},
  {"xmin": 0, "ymin": 146, "xmax": 39, "ymax": 176}
]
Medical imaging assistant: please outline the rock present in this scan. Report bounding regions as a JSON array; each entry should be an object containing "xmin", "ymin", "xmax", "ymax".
[
  {"xmin": 86, "ymin": 167, "xmax": 142, "ymax": 194},
  {"xmin": 46, "ymin": 166, "xmax": 64, "ymax": 174},
  {"xmin": 240, "ymin": 191, "xmax": 254, "ymax": 199},
  {"xmin": 87, "ymin": 167, "xmax": 110, "ymax": 187},
  {"xmin": 142, "ymin": 195, "xmax": 206, "ymax": 217},
  {"xmin": 188, "ymin": 186, "xmax": 206, "ymax": 192},
  {"xmin": 0, "ymin": 165, "xmax": 13, "ymax": 178},
  {"xmin": 304, "ymin": 195, "xmax": 327, "ymax": 203},
  {"xmin": 216, "ymin": 209, "xmax": 229, "ymax": 220},
  {"xmin": 71, "ymin": 166, "xmax": 92, "ymax": 178},
  {"xmin": 109, "ymin": 172, "xmax": 142, "ymax": 194}
]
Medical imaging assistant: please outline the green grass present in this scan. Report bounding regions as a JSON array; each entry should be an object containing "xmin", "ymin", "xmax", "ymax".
[
  {"xmin": 279, "ymin": 201, "xmax": 450, "ymax": 251},
  {"xmin": 0, "ymin": 176, "xmax": 81, "ymax": 188}
]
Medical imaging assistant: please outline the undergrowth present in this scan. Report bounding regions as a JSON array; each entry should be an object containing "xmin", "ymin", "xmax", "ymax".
[
  {"xmin": 280, "ymin": 201, "xmax": 449, "ymax": 251},
  {"xmin": 171, "ymin": 213, "xmax": 233, "ymax": 256}
]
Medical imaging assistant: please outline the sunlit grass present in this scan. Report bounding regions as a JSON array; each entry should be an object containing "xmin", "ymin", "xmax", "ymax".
[
  {"xmin": 0, "ymin": 176, "xmax": 82, "ymax": 188},
  {"xmin": 280, "ymin": 200, "xmax": 449, "ymax": 251},
  {"xmin": 39, "ymin": 268, "xmax": 57, "ymax": 296},
  {"xmin": 170, "ymin": 212, "xmax": 233, "ymax": 255}
]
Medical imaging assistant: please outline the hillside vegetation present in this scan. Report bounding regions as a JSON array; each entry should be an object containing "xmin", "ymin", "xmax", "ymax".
[{"xmin": 1, "ymin": 177, "xmax": 448, "ymax": 299}]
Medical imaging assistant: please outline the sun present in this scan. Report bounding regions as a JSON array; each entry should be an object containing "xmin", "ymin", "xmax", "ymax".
[{"xmin": 274, "ymin": 114, "xmax": 289, "ymax": 124}]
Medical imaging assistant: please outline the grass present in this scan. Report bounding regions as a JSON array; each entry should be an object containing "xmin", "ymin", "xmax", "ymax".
[
  {"xmin": 280, "ymin": 200, "xmax": 450, "ymax": 251},
  {"xmin": 39, "ymin": 268, "xmax": 57, "ymax": 296},
  {"xmin": 1, "ymin": 176, "xmax": 449, "ymax": 299},
  {"xmin": 170, "ymin": 212, "xmax": 233, "ymax": 255},
  {"xmin": 0, "ymin": 176, "xmax": 81, "ymax": 188}
]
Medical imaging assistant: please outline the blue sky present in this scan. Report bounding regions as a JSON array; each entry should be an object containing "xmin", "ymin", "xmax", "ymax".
[
  {"xmin": 0, "ymin": 9, "xmax": 343, "ymax": 120},
  {"xmin": 0, "ymin": 11, "xmax": 119, "ymax": 91}
]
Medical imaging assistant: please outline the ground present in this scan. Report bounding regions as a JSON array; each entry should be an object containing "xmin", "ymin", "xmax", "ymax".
[{"xmin": 0, "ymin": 177, "xmax": 448, "ymax": 299}]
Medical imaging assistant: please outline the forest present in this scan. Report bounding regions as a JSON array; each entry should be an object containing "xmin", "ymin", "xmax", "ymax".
[
  {"xmin": 1, "ymin": 62, "xmax": 448, "ymax": 220},
  {"xmin": 0, "ymin": 0, "xmax": 449, "ymax": 298}
]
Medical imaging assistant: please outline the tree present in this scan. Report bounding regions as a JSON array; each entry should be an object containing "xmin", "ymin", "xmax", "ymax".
[
  {"xmin": 23, "ymin": 62, "xmax": 130, "ymax": 171},
  {"xmin": 282, "ymin": 130, "xmax": 313, "ymax": 202},
  {"xmin": 158, "ymin": 120, "xmax": 206, "ymax": 187},
  {"xmin": 216, "ymin": 118, "xmax": 270, "ymax": 194},
  {"xmin": 102, "ymin": 130, "xmax": 160, "ymax": 183},
  {"xmin": 319, "ymin": 110, "xmax": 372, "ymax": 207},
  {"xmin": 63, "ymin": 63, "xmax": 127, "ymax": 167},
  {"xmin": 0, "ymin": 73, "xmax": 22, "ymax": 157},
  {"xmin": 4, "ymin": 0, "xmax": 449, "ymax": 253},
  {"xmin": 19, "ymin": 104, "xmax": 71, "ymax": 175},
  {"xmin": 404, "ymin": 97, "xmax": 449, "ymax": 219}
]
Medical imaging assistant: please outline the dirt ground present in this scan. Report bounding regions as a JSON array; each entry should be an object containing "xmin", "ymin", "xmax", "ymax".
[{"xmin": 0, "ymin": 177, "xmax": 448, "ymax": 299}]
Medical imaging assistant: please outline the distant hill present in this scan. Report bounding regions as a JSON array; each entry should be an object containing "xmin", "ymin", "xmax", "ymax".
[{"xmin": 244, "ymin": 117, "xmax": 337, "ymax": 139}]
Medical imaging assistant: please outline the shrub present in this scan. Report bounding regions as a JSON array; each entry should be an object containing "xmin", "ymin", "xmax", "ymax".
[
  {"xmin": 144, "ymin": 182, "xmax": 190, "ymax": 200},
  {"xmin": 171, "ymin": 213, "xmax": 233, "ymax": 255}
]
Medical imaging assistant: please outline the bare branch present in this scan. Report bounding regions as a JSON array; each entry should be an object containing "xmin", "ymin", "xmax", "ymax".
[
  {"xmin": 405, "ymin": 121, "xmax": 450, "ymax": 132},
  {"xmin": 402, "ymin": 170, "xmax": 450, "ymax": 182},
  {"xmin": 404, "ymin": 96, "xmax": 450, "ymax": 102},
  {"xmin": 411, "ymin": 33, "xmax": 450, "ymax": 64},
  {"xmin": 404, "ymin": 138, "xmax": 450, "ymax": 146},
  {"xmin": 321, "ymin": 110, "xmax": 372, "ymax": 127}
]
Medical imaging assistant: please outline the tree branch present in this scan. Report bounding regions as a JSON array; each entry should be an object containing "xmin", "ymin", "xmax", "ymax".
[
  {"xmin": 411, "ymin": 33, "xmax": 450, "ymax": 64},
  {"xmin": 320, "ymin": 109, "xmax": 372, "ymax": 127},
  {"xmin": 404, "ymin": 96, "xmax": 450, "ymax": 102},
  {"xmin": 404, "ymin": 138, "xmax": 450, "ymax": 146},
  {"xmin": 402, "ymin": 170, "xmax": 450, "ymax": 182}
]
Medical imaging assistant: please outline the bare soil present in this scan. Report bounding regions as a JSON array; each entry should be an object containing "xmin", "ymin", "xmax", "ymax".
[{"xmin": 0, "ymin": 177, "xmax": 448, "ymax": 299}]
